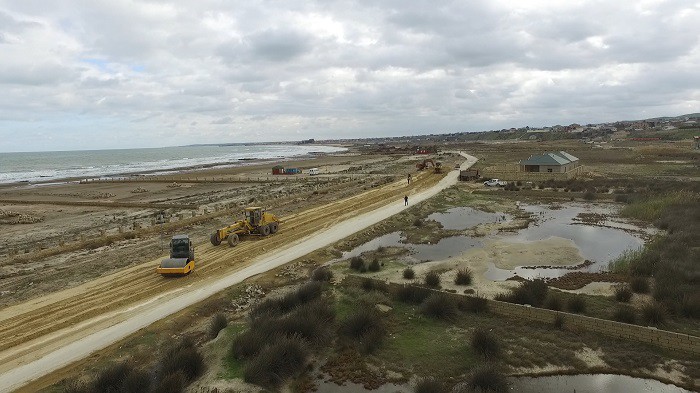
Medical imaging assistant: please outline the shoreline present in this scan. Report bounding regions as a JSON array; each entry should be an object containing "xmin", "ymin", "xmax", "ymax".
[{"xmin": 0, "ymin": 149, "xmax": 352, "ymax": 189}]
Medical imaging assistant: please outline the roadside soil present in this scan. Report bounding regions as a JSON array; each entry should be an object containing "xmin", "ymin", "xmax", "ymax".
[{"xmin": 0, "ymin": 151, "xmax": 472, "ymax": 392}]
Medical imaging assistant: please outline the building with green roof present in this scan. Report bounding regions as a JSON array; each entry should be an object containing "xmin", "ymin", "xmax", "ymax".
[{"xmin": 520, "ymin": 151, "xmax": 580, "ymax": 173}]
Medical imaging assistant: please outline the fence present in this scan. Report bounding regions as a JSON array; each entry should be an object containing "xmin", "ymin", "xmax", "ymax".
[{"xmin": 342, "ymin": 275, "xmax": 700, "ymax": 355}]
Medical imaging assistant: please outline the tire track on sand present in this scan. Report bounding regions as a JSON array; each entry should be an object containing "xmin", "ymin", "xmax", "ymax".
[{"xmin": 0, "ymin": 153, "xmax": 477, "ymax": 392}]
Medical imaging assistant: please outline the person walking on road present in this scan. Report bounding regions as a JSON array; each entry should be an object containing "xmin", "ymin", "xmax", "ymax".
[
  {"xmin": 407, "ymin": 173, "xmax": 412, "ymax": 185},
  {"xmin": 404, "ymin": 195, "xmax": 409, "ymax": 206}
]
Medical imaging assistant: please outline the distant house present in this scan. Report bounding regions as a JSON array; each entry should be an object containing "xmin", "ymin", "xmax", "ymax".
[
  {"xmin": 284, "ymin": 168, "xmax": 301, "ymax": 175},
  {"xmin": 272, "ymin": 165, "xmax": 285, "ymax": 175},
  {"xmin": 520, "ymin": 151, "xmax": 580, "ymax": 173}
]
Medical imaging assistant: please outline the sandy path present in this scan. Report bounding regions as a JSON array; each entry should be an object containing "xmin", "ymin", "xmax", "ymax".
[{"xmin": 0, "ymin": 153, "xmax": 477, "ymax": 392}]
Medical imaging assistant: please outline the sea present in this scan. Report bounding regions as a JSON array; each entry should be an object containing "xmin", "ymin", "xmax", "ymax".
[{"xmin": 0, "ymin": 144, "xmax": 347, "ymax": 184}]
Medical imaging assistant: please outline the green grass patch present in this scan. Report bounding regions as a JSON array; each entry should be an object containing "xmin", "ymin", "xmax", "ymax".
[
  {"xmin": 378, "ymin": 301, "xmax": 477, "ymax": 378},
  {"xmin": 621, "ymin": 191, "xmax": 697, "ymax": 221},
  {"xmin": 220, "ymin": 323, "xmax": 247, "ymax": 380}
]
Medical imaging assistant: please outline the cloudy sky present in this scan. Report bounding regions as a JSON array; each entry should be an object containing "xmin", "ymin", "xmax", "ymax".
[{"xmin": 0, "ymin": 0, "xmax": 698, "ymax": 152}]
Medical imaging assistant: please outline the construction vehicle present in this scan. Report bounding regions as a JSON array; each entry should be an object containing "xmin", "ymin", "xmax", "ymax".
[
  {"xmin": 416, "ymin": 159, "xmax": 443, "ymax": 173},
  {"xmin": 157, "ymin": 235, "xmax": 195, "ymax": 276},
  {"xmin": 210, "ymin": 206, "xmax": 280, "ymax": 247}
]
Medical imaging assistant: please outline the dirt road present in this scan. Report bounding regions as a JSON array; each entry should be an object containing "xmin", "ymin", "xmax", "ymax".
[{"xmin": 0, "ymin": 153, "xmax": 476, "ymax": 392}]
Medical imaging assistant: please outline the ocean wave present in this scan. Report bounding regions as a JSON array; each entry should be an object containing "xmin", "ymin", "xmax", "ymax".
[{"xmin": 0, "ymin": 145, "xmax": 346, "ymax": 184}]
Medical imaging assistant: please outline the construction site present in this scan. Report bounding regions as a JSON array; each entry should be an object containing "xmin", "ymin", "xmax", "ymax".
[{"xmin": 0, "ymin": 139, "xmax": 698, "ymax": 393}]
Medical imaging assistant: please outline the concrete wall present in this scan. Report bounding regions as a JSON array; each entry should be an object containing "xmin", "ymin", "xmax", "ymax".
[{"xmin": 342, "ymin": 275, "xmax": 700, "ymax": 355}]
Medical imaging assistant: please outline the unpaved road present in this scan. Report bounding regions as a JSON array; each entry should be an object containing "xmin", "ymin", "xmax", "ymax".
[{"xmin": 0, "ymin": 153, "xmax": 476, "ymax": 392}]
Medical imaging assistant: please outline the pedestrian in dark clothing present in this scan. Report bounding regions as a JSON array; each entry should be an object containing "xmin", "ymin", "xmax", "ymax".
[
  {"xmin": 404, "ymin": 195, "xmax": 409, "ymax": 206},
  {"xmin": 407, "ymin": 174, "xmax": 412, "ymax": 184}
]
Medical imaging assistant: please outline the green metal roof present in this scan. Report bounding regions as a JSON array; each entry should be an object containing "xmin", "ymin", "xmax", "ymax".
[{"xmin": 520, "ymin": 151, "xmax": 579, "ymax": 166}]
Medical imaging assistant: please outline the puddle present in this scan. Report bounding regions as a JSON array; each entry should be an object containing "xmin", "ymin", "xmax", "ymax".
[
  {"xmin": 485, "ymin": 203, "xmax": 646, "ymax": 280},
  {"xmin": 314, "ymin": 374, "xmax": 688, "ymax": 393},
  {"xmin": 512, "ymin": 374, "xmax": 691, "ymax": 393},
  {"xmin": 332, "ymin": 202, "xmax": 648, "ymax": 280},
  {"xmin": 427, "ymin": 206, "xmax": 510, "ymax": 230},
  {"xmin": 327, "ymin": 232, "xmax": 481, "ymax": 265},
  {"xmin": 314, "ymin": 380, "xmax": 408, "ymax": 393}
]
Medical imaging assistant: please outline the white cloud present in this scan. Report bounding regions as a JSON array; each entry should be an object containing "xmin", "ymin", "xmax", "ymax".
[{"xmin": 0, "ymin": 0, "xmax": 698, "ymax": 151}]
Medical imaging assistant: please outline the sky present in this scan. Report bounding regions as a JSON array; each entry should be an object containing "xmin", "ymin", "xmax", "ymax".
[{"xmin": 0, "ymin": 0, "xmax": 698, "ymax": 152}]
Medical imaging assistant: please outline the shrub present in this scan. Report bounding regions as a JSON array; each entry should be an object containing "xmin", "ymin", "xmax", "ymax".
[
  {"xmin": 680, "ymin": 293, "xmax": 700, "ymax": 319},
  {"xmin": 500, "ymin": 279, "xmax": 548, "ymax": 307},
  {"xmin": 159, "ymin": 338, "xmax": 205, "ymax": 382},
  {"xmin": 424, "ymin": 271, "xmax": 441, "ymax": 288},
  {"xmin": 414, "ymin": 377, "xmax": 445, "ymax": 393},
  {"xmin": 350, "ymin": 256, "xmax": 365, "ymax": 271},
  {"xmin": 553, "ymin": 314, "xmax": 565, "ymax": 330},
  {"xmin": 243, "ymin": 335, "xmax": 310, "ymax": 388},
  {"xmin": 458, "ymin": 295, "xmax": 489, "ymax": 314},
  {"xmin": 615, "ymin": 194, "xmax": 630, "ymax": 203},
  {"xmin": 567, "ymin": 296, "xmax": 586, "ymax": 314},
  {"xmin": 583, "ymin": 190, "xmax": 596, "ymax": 200},
  {"xmin": 276, "ymin": 299, "xmax": 335, "ymax": 347},
  {"xmin": 614, "ymin": 285, "xmax": 633, "ymax": 303},
  {"xmin": 295, "ymin": 281, "xmax": 323, "ymax": 304},
  {"xmin": 311, "ymin": 266, "xmax": 333, "ymax": 282},
  {"xmin": 413, "ymin": 218, "xmax": 423, "ymax": 227},
  {"xmin": 629, "ymin": 276, "xmax": 649, "ymax": 294},
  {"xmin": 209, "ymin": 313, "xmax": 228, "ymax": 339},
  {"xmin": 63, "ymin": 380, "xmax": 88, "ymax": 393},
  {"xmin": 338, "ymin": 308, "xmax": 386, "ymax": 353},
  {"xmin": 151, "ymin": 372, "xmax": 185, "ymax": 393},
  {"xmin": 250, "ymin": 282, "xmax": 323, "ymax": 321},
  {"xmin": 544, "ymin": 294, "xmax": 562, "ymax": 311},
  {"xmin": 468, "ymin": 367, "xmax": 509, "ymax": 393},
  {"xmin": 91, "ymin": 363, "xmax": 133, "ymax": 392},
  {"xmin": 403, "ymin": 267, "xmax": 416, "ymax": 279},
  {"xmin": 230, "ymin": 327, "xmax": 270, "ymax": 360},
  {"xmin": 395, "ymin": 285, "xmax": 430, "ymax": 304},
  {"xmin": 454, "ymin": 268, "xmax": 473, "ymax": 286},
  {"xmin": 361, "ymin": 277, "xmax": 375, "ymax": 291},
  {"xmin": 641, "ymin": 302, "xmax": 666, "ymax": 325},
  {"xmin": 420, "ymin": 293, "xmax": 458, "ymax": 320},
  {"xmin": 471, "ymin": 328, "xmax": 500, "ymax": 359},
  {"xmin": 613, "ymin": 306, "xmax": 637, "ymax": 324},
  {"xmin": 368, "ymin": 258, "xmax": 381, "ymax": 272}
]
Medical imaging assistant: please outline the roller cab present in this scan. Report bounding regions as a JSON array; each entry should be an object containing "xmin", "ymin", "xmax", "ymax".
[{"xmin": 158, "ymin": 235, "xmax": 195, "ymax": 276}]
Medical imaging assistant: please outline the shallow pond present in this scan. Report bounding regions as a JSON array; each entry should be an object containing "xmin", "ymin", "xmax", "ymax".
[
  {"xmin": 485, "ymin": 203, "xmax": 646, "ymax": 280},
  {"xmin": 512, "ymin": 373, "xmax": 691, "ymax": 393},
  {"xmin": 313, "ymin": 374, "xmax": 689, "ymax": 393},
  {"xmin": 333, "ymin": 202, "xmax": 647, "ymax": 279},
  {"xmin": 328, "ymin": 231, "xmax": 481, "ymax": 264},
  {"xmin": 427, "ymin": 206, "xmax": 511, "ymax": 230}
]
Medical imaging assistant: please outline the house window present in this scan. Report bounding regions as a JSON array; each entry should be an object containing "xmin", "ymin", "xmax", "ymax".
[{"xmin": 547, "ymin": 168, "xmax": 553, "ymax": 173}]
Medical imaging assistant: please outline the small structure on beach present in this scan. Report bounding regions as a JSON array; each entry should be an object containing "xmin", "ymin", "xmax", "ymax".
[
  {"xmin": 519, "ymin": 151, "xmax": 580, "ymax": 173},
  {"xmin": 272, "ymin": 166, "xmax": 301, "ymax": 175}
]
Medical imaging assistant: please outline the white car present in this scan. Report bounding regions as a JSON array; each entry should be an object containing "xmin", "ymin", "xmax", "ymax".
[{"xmin": 483, "ymin": 179, "xmax": 507, "ymax": 187}]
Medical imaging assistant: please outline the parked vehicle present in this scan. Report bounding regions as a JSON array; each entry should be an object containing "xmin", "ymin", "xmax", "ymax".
[
  {"xmin": 483, "ymin": 178, "xmax": 507, "ymax": 187},
  {"xmin": 308, "ymin": 168, "xmax": 319, "ymax": 175}
]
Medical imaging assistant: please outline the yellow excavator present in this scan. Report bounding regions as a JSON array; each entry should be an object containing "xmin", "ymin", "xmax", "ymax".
[
  {"xmin": 157, "ymin": 235, "xmax": 195, "ymax": 276},
  {"xmin": 210, "ymin": 206, "xmax": 280, "ymax": 247}
]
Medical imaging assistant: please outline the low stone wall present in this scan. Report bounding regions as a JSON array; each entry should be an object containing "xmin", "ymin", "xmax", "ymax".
[
  {"xmin": 342, "ymin": 275, "xmax": 700, "ymax": 355},
  {"xmin": 483, "ymin": 165, "xmax": 584, "ymax": 181}
]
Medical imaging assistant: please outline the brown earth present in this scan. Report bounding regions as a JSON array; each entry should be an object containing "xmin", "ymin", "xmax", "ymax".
[{"xmin": 0, "ymin": 151, "xmax": 463, "ymax": 390}]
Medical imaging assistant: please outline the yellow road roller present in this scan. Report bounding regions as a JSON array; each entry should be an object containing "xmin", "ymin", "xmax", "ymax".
[{"xmin": 157, "ymin": 234, "xmax": 195, "ymax": 276}]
